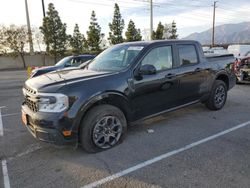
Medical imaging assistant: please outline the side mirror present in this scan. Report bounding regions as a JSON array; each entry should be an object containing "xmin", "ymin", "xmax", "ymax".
[{"xmin": 139, "ymin": 64, "xmax": 156, "ymax": 75}]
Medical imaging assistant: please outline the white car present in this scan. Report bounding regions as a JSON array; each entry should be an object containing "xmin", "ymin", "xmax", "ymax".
[{"xmin": 228, "ymin": 44, "xmax": 250, "ymax": 58}]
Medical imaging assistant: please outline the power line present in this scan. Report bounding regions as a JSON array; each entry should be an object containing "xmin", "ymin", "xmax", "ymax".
[{"xmin": 67, "ymin": 0, "xmax": 147, "ymax": 9}]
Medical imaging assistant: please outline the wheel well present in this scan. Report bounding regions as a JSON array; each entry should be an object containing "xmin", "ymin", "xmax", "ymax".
[
  {"xmin": 77, "ymin": 95, "xmax": 132, "ymax": 141},
  {"xmin": 216, "ymin": 74, "xmax": 229, "ymax": 90},
  {"xmin": 87, "ymin": 96, "xmax": 131, "ymax": 121}
]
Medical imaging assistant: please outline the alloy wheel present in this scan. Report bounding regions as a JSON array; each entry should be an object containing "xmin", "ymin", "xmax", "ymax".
[
  {"xmin": 92, "ymin": 116, "xmax": 123, "ymax": 149},
  {"xmin": 214, "ymin": 85, "xmax": 226, "ymax": 107}
]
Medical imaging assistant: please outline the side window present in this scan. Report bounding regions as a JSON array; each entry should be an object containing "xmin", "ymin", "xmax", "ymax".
[
  {"xmin": 64, "ymin": 58, "xmax": 73, "ymax": 67},
  {"xmin": 72, "ymin": 57, "xmax": 81, "ymax": 65},
  {"xmin": 178, "ymin": 45, "xmax": 198, "ymax": 66},
  {"xmin": 80, "ymin": 57, "xmax": 91, "ymax": 64},
  {"xmin": 141, "ymin": 46, "xmax": 173, "ymax": 72}
]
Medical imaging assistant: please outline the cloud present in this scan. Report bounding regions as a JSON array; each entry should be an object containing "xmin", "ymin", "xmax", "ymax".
[
  {"xmin": 121, "ymin": 0, "xmax": 250, "ymax": 37},
  {"xmin": 0, "ymin": 0, "xmax": 250, "ymax": 39}
]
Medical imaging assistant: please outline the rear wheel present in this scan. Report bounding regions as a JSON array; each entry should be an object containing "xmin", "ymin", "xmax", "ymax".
[
  {"xmin": 80, "ymin": 104, "xmax": 127, "ymax": 153},
  {"xmin": 205, "ymin": 80, "xmax": 227, "ymax": 111}
]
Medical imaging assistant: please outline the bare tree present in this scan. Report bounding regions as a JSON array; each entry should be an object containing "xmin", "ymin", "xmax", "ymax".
[
  {"xmin": 0, "ymin": 25, "xmax": 29, "ymax": 68},
  {"xmin": 0, "ymin": 25, "xmax": 7, "ymax": 54},
  {"xmin": 32, "ymin": 27, "xmax": 45, "ymax": 52},
  {"xmin": 32, "ymin": 27, "xmax": 46, "ymax": 66}
]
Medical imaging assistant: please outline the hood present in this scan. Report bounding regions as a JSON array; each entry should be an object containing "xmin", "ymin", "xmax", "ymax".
[
  {"xmin": 25, "ymin": 69, "xmax": 111, "ymax": 92},
  {"xmin": 61, "ymin": 66, "xmax": 80, "ymax": 71}
]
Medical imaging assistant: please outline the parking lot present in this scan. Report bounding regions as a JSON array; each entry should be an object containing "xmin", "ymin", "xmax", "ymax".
[{"xmin": 0, "ymin": 70, "xmax": 250, "ymax": 188}]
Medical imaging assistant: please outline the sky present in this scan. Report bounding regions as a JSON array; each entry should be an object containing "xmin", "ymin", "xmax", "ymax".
[{"xmin": 0, "ymin": 0, "xmax": 250, "ymax": 39}]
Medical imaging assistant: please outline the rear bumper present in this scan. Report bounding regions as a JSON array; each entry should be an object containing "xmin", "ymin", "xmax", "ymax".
[{"xmin": 21, "ymin": 104, "xmax": 77, "ymax": 145}]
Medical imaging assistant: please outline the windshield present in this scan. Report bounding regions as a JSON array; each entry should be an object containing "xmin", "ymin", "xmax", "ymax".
[
  {"xmin": 88, "ymin": 45, "xmax": 144, "ymax": 72},
  {"xmin": 55, "ymin": 57, "xmax": 72, "ymax": 67}
]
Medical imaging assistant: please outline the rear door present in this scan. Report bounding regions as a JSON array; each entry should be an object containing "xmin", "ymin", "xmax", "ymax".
[{"xmin": 175, "ymin": 44, "xmax": 207, "ymax": 104}]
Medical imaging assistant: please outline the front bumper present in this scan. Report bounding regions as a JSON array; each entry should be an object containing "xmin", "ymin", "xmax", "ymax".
[{"xmin": 21, "ymin": 104, "xmax": 77, "ymax": 145}]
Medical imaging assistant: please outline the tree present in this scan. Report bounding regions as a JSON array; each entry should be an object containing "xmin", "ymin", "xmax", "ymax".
[
  {"xmin": 169, "ymin": 20, "xmax": 178, "ymax": 39},
  {"xmin": 100, "ymin": 33, "xmax": 108, "ymax": 49},
  {"xmin": 0, "ymin": 25, "xmax": 28, "ymax": 68},
  {"xmin": 40, "ymin": 3, "xmax": 68, "ymax": 63},
  {"xmin": 125, "ymin": 20, "xmax": 142, "ymax": 42},
  {"xmin": 32, "ymin": 27, "xmax": 45, "ymax": 52},
  {"xmin": 32, "ymin": 27, "xmax": 46, "ymax": 65},
  {"xmin": 108, "ymin": 3, "xmax": 124, "ymax": 45},
  {"xmin": 86, "ymin": 11, "xmax": 102, "ymax": 53},
  {"xmin": 0, "ymin": 25, "xmax": 5, "ymax": 54},
  {"xmin": 69, "ymin": 24, "xmax": 86, "ymax": 54},
  {"xmin": 154, "ymin": 22, "xmax": 165, "ymax": 40},
  {"xmin": 163, "ymin": 24, "xmax": 171, "ymax": 39},
  {"xmin": 151, "ymin": 31, "xmax": 156, "ymax": 40}
]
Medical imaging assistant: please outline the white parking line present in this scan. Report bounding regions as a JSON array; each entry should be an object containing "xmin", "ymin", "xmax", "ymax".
[
  {"xmin": 81, "ymin": 120, "xmax": 250, "ymax": 188},
  {"xmin": 0, "ymin": 109, "xmax": 3, "ymax": 136},
  {"xmin": 0, "ymin": 106, "xmax": 6, "ymax": 109},
  {"xmin": 1, "ymin": 160, "xmax": 10, "ymax": 188},
  {"xmin": 8, "ymin": 143, "xmax": 43, "ymax": 161},
  {"xmin": 1, "ymin": 108, "xmax": 11, "ymax": 188}
]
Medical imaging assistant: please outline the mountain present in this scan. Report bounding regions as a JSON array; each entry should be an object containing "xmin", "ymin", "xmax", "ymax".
[{"xmin": 183, "ymin": 22, "xmax": 250, "ymax": 44}]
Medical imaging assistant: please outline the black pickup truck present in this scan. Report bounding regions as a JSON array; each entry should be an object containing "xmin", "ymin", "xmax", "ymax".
[{"xmin": 22, "ymin": 40, "xmax": 236, "ymax": 152}]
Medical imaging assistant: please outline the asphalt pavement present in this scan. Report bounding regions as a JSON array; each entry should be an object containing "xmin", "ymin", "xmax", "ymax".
[{"xmin": 0, "ymin": 70, "xmax": 250, "ymax": 188}]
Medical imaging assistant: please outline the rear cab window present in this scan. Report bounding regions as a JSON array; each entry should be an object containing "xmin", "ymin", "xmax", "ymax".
[{"xmin": 177, "ymin": 44, "xmax": 198, "ymax": 66}]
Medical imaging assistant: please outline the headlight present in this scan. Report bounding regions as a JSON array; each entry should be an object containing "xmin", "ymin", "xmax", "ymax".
[{"xmin": 38, "ymin": 93, "xmax": 69, "ymax": 113}]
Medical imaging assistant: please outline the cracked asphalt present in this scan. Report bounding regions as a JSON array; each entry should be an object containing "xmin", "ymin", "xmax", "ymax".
[{"xmin": 0, "ymin": 70, "xmax": 250, "ymax": 188}]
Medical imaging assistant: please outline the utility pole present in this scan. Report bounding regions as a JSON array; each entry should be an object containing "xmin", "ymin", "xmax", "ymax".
[
  {"xmin": 42, "ymin": 0, "xmax": 46, "ymax": 18},
  {"xmin": 25, "ymin": 0, "xmax": 34, "ymax": 53},
  {"xmin": 212, "ymin": 1, "xmax": 218, "ymax": 47},
  {"xmin": 150, "ymin": 0, "xmax": 153, "ymax": 40}
]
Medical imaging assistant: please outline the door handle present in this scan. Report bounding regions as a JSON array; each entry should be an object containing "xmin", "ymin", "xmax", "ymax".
[{"xmin": 165, "ymin": 73, "xmax": 175, "ymax": 79}]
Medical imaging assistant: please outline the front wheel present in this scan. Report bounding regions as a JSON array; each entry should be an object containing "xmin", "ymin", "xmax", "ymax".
[
  {"xmin": 205, "ymin": 80, "xmax": 227, "ymax": 111},
  {"xmin": 80, "ymin": 104, "xmax": 127, "ymax": 153}
]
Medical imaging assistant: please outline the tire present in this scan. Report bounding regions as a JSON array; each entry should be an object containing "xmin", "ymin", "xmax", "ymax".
[
  {"xmin": 80, "ymin": 104, "xmax": 127, "ymax": 153},
  {"xmin": 205, "ymin": 80, "xmax": 227, "ymax": 111}
]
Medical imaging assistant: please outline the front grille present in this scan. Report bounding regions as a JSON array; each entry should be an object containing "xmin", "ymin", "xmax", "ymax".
[
  {"xmin": 23, "ymin": 86, "xmax": 39, "ymax": 112},
  {"xmin": 25, "ymin": 86, "xmax": 37, "ymax": 95},
  {"xmin": 25, "ymin": 96, "xmax": 39, "ymax": 112}
]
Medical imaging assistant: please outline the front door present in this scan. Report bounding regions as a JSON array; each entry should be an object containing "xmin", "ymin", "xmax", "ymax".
[{"xmin": 130, "ymin": 45, "xmax": 180, "ymax": 120}]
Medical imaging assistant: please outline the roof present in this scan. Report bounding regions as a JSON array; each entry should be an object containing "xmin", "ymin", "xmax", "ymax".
[
  {"xmin": 120, "ymin": 39, "xmax": 199, "ymax": 46},
  {"xmin": 69, "ymin": 54, "xmax": 96, "ymax": 58}
]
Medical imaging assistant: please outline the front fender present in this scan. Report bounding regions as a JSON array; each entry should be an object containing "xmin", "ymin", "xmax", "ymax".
[{"xmin": 71, "ymin": 91, "xmax": 131, "ymax": 134}]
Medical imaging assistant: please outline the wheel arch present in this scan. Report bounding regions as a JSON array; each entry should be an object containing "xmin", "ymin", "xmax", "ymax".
[
  {"xmin": 75, "ymin": 91, "xmax": 132, "ymax": 140},
  {"xmin": 215, "ymin": 73, "xmax": 229, "ymax": 90}
]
